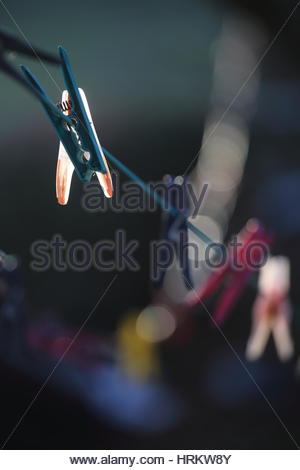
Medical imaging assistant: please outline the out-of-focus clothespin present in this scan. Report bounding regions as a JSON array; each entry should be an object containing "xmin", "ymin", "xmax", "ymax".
[
  {"xmin": 0, "ymin": 28, "xmax": 60, "ymax": 93},
  {"xmin": 246, "ymin": 256, "xmax": 294, "ymax": 361},
  {"xmin": 153, "ymin": 175, "xmax": 193, "ymax": 291},
  {"xmin": 20, "ymin": 46, "xmax": 113, "ymax": 204},
  {"xmin": 185, "ymin": 219, "xmax": 272, "ymax": 325},
  {"xmin": 116, "ymin": 312, "xmax": 160, "ymax": 381}
]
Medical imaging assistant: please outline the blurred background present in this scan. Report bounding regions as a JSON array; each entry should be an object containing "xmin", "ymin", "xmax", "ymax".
[{"xmin": 1, "ymin": 0, "xmax": 300, "ymax": 450}]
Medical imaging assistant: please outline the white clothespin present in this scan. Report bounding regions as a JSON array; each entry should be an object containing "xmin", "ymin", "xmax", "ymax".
[
  {"xmin": 246, "ymin": 256, "xmax": 294, "ymax": 361},
  {"xmin": 56, "ymin": 89, "xmax": 113, "ymax": 205}
]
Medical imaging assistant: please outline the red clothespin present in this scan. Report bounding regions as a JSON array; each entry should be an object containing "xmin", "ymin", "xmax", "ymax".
[{"xmin": 185, "ymin": 219, "xmax": 272, "ymax": 325}]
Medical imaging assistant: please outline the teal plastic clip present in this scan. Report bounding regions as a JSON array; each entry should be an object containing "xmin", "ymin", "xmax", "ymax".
[{"xmin": 20, "ymin": 46, "xmax": 109, "ymax": 184}]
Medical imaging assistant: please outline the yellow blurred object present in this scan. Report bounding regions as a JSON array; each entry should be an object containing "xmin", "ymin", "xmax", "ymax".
[{"xmin": 117, "ymin": 311, "xmax": 160, "ymax": 381}]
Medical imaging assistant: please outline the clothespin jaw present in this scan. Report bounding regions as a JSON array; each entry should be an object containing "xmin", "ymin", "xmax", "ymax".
[
  {"xmin": 20, "ymin": 46, "xmax": 113, "ymax": 203},
  {"xmin": 153, "ymin": 175, "xmax": 193, "ymax": 291}
]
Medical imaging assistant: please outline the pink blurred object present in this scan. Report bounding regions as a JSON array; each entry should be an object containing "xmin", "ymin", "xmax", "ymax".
[
  {"xmin": 246, "ymin": 256, "xmax": 294, "ymax": 361},
  {"xmin": 26, "ymin": 319, "xmax": 113, "ymax": 367},
  {"xmin": 185, "ymin": 219, "xmax": 272, "ymax": 325}
]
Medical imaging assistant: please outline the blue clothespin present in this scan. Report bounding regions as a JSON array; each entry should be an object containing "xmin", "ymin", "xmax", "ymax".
[
  {"xmin": 153, "ymin": 175, "xmax": 194, "ymax": 290},
  {"xmin": 20, "ymin": 46, "xmax": 113, "ymax": 205}
]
